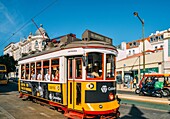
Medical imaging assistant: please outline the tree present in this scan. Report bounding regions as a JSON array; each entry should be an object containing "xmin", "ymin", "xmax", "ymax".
[{"xmin": 0, "ymin": 54, "xmax": 18, "ymax": 73}]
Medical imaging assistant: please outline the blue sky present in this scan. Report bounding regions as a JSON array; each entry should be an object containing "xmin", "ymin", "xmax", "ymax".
[{"xmin": 0, "ymin": 0, "xmax": 170, "ymax": 56}]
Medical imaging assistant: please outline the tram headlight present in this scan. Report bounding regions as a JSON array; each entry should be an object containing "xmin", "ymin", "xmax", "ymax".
[{"xmin": 109, "ymin": 93, "xmax": 114, "ymax": 101}]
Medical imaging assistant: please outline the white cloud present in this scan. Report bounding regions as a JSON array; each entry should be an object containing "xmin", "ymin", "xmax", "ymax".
[
  {"xmin": 0, "ymin": 1, "xmax": 15, "ymax": 25},
  {"xmin": 0, "ymin": 1, "xmax": 32, "ymax": 38}
]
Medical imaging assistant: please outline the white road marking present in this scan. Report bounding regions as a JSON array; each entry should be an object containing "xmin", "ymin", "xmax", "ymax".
[
  {"xmin": 40, "ymin": 112, "xmax": 51, "ymax": 118},
  {"xmin": 0, "ymin": 106, "xmax": 15, "ymax": 119}
]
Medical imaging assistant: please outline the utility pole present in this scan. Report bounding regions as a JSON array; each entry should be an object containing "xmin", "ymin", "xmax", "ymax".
[{"xmin": 134, "ymin": 12, "xmax": 145, "ymax": 78}]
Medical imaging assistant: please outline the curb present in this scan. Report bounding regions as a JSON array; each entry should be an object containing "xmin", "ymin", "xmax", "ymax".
[{"xmin": 118, "ymin": 94, "xmax": 170, "ymax": 105}]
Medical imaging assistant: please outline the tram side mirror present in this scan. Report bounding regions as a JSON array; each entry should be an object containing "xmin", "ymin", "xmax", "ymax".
[{"xmin": 82, "ymin": 56, "xmax": 88, "ymax": 67}]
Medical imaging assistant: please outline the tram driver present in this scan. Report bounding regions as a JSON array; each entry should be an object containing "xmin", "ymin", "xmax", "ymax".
[{"xmin": 91, "ymin": 66, "xmax": 100, "ymax": 78}]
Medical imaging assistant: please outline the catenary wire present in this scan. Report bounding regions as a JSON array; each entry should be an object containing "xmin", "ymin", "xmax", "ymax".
[{"xmin": 1, "ymin": 0, "xmax": 58, "ymax": 51}]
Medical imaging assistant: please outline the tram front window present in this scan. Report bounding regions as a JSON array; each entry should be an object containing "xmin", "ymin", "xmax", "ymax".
[
  {"xmin": 106, "ymin": 54, "xmax": 115, "ymax": 79},
  {"xmin": 87, "ymin": 52, "xmax": 103, "ymax": 78}
]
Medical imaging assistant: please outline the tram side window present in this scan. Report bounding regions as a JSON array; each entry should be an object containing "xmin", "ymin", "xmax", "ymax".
[
  {"xmin": 76, "ymin": 83, "xmax": 81, "ymax": 105},
  {"xmin": 87, "ymin": 52, "xmax": 103, "ymax": 78},
  {"xmin": 21, "ymin": 64, "xmax": 25, "ymax": 79},
  {"xmin": 36, "ymin": 62, "xmax": 42, "ymax": 80},
  {"xmin": 69, "ymin": 59, "xmax": 73, "ymax": 78},
  {"xmin": 25, "ymin": 64, "xmax": 29, "ymax": 79},
  {"xmin": 106, "ymin": 54, "xmax": 115, "ymax": 79},
  {"xmin": 31, "ymin": 63, "xmax": 36, "ymax": 80},
  {"xmin": 51, "ymin": 59, "xmax": 59, "ymax": 81},
  {"xmin": 43, "ymin": 60, "xmax": 50, "ymax": 81},
  {"xmin": 75, "ymin": 58, "xmax": 82, "ymax": 79}
]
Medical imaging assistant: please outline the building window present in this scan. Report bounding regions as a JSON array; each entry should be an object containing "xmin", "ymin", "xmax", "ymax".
[
  {"xmin": 155, "ymin": 46, "xmax": 157, "ymax": 49},
  {"xmin": 160, "ymin": 45, "xmax": 163, "ymax": 48},
  {"xmin": 35, "ymin": 41, "xmax": 38, "ymax": 48},
  {"xmin": 160, "ymin": 35, "xmax": 163, "ymax": 40},
  {"xmin": 155, "ymin": 36, "xmax": 158, "ymax": 41},
  {"xmin": 129, "ymin": 50, "xmax": 131, "ymax": 55},
  {"xmin": 133, "ymin": 42, "xmax": 136, "ymax": 46},
  {"xmin": 129, "ymin": 43, "xmax": 132, "ymax": 47},
  {"xmin": 42, "ymin": 41, "xmax": 45, "ymax": 46},
  {"xmin": 150, "ymin": 37, "xmax": 153, "ymax": 42},
  {"xmin": 133, "ymin": 50, "xmax": 135, "ymax": 54}
]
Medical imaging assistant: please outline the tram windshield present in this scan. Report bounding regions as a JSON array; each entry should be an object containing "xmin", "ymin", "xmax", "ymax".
[
  {"xmin": 87, "ymin": 52, "xmax": 103, "ymax": 78},
  {"xmin": 106, "ymin": 54, "xmax": 115, "ymax": 78}
]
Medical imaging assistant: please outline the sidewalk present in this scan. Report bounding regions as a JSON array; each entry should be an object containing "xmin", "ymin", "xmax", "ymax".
[
  {"xmin": 117, "ymin": 83, "xmax": 136, "ymax": 92},
  {"xmin": 116, "ymin": 84, "xmax": 170, "ymax": 105}
]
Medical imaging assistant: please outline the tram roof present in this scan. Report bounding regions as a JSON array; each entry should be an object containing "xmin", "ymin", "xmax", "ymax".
[
  {"xmin": 19, "ymin": 30, "xmax": 118, "ymax": 61},
  {"xmin": 19, "ymin": 40, "xmax": 117, "ymax": 61}
]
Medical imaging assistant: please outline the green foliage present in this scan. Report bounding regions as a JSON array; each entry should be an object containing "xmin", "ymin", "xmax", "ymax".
[{"xmin": 0, "ymin": 54, "xmax": 18, "ymax": 73}]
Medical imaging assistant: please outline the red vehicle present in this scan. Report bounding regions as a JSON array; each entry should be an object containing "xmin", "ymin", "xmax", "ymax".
[{"xmin": 135, "ymin": 74, "xmax": 170, "ymax": 97}]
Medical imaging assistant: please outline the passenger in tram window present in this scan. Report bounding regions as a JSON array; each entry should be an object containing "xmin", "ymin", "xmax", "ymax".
[
  {"xmin": 31, "ymin": 70, "xmax": 36, "ymax": 80},
  {"xmin": 21, "ymin": 70, "xmax": 25, "ymax": 79},
  {"xmin": 37, "ymin": 70, "xmax": 42, "ymax": 80},
  {"xmin": 45, "ymin": 70, "xmax": 50, "ymax": 81},
  {"xmin": 53, "ymin": 70, "xmax": 59, "ymax": 81}
]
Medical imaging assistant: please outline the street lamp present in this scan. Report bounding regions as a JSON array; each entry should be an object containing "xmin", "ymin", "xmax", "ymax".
[{"xmin": 133, "ymin": 12, "xmax": 145, "ymax": 78}]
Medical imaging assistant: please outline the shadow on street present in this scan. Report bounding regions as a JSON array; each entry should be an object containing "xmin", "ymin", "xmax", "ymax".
[
  {"xmin": 0, "ymin": 81, "xmax": 18, "ymax": 94},
  {"xmin": 121, "ymin": 104, "xmax": 148, "ymax": 119}
]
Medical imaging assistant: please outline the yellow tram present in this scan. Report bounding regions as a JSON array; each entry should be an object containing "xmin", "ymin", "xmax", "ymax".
[
  {"xmin": 0, "ymin": 64, "xmax": 8, "ymax": 85},
  {"xmin": 18, "ymin": 30, "xmax": 120, "ymax": 119}
]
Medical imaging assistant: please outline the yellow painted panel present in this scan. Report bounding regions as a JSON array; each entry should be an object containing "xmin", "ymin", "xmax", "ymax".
[
  {"xmin": 68, "ymin": 81, "xmax": 73, "ymax": 108},
  {"xmin": 21, "ymin": 87, "xmax": 32, "ymax": 92},
  {"xmin": 21, "ymin": 83, "xmax": 25, "ymax": 86},
  {"xmin": 48, "ymin": 84, "xmax": 61, "ymax": 92},
  {"xmin": 62, "ymin": 83, "xmax": 67, "ymax": 105},
  {"xmin": 83, "ymin": 82, "xmax": 96, "ymax": 90},
  {"xmin": 83, "ymin": 100, "xmax": 119, "ymax": 111},
  {"xmin": 18, "ymin": 79, "xmax": 20, "ymax": 91},
  {"xmin": 26, "ymin": 83, "xmax": 29, "ymax": 87}
]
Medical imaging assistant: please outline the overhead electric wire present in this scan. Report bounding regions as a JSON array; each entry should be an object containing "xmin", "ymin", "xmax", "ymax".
[{"xmin": 1, "ymin": 0, "xmax": 58, "ymax": 50}]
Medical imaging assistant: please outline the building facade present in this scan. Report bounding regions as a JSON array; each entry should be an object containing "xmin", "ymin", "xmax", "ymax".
[
  {"xmin": 4, "ymin": 24, "xmax": 49, "ymax": 61},
  {"xmin": 3, "ymin": 24, "xmax": 49, "ymax": 78},
  {"xmin": 116, "ymin": 29, "xmax": 170, "ymax": 83}
]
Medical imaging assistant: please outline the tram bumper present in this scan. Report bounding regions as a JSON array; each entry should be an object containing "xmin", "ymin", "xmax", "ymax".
[{"xmin": 82, "ymin": 100, "xmax": 120, "ymax": 118}]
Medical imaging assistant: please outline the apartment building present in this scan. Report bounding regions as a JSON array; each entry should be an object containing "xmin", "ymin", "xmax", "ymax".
[{"xmin": 116, "ymin": 29, "xmax": 170, "ymax": 83}]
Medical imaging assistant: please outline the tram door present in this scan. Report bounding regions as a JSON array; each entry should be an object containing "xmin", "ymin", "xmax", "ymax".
[{"xmin": 68, "ymin": 57, "xmax": 82, "ymax": 110}]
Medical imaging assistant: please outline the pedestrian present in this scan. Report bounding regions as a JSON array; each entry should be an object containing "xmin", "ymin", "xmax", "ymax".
[{"xmin": 133, "ymin": 77, "xmax": 137, "ymax": 88}]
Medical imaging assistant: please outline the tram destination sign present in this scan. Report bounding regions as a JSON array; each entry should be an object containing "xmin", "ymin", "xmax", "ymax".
[{"xmin": 82, "ymin": 30, "xmax": 112, "ymax": 44}]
